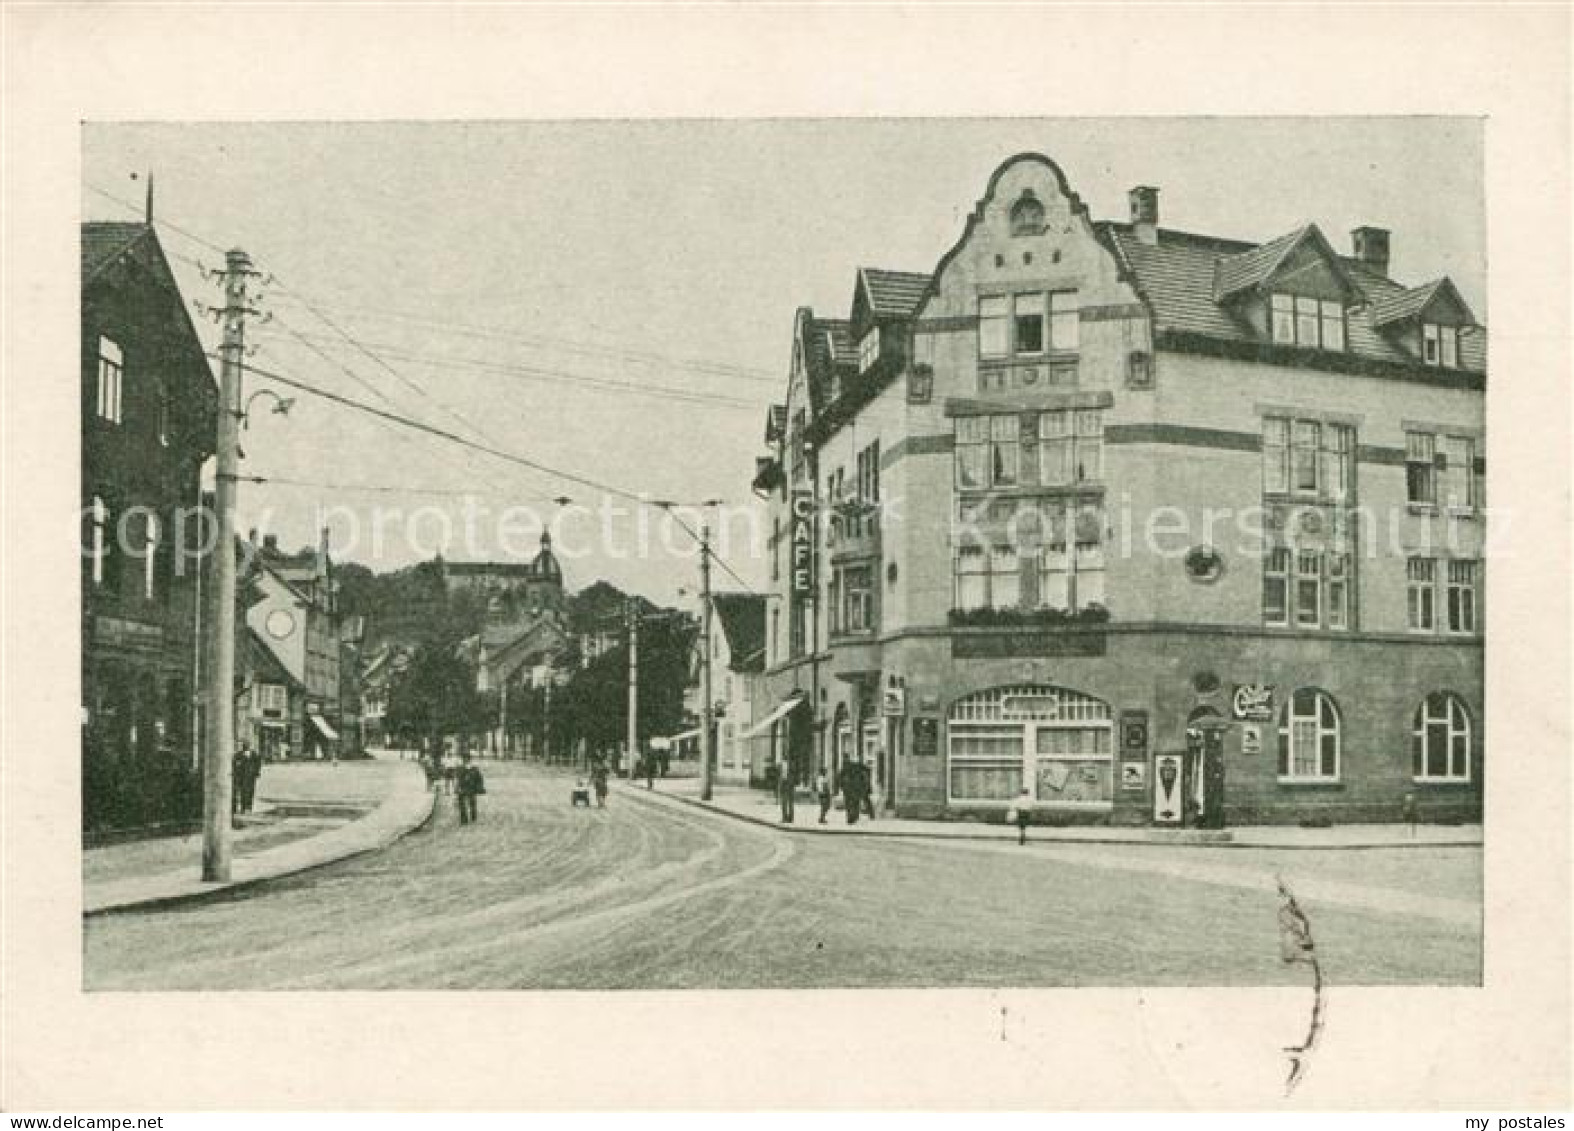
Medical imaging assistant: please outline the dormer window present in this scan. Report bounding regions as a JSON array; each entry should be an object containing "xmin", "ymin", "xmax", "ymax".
[
  {"xmin": 1270, "ymin": 294, "xmax": 1344, "ymax": 351},
  {"xmin": 859, "ymin": 328, "xmax": 880, "ymax": 374},
  {"xmin": 1422, "ymin": 323, "xmax": 1459, "ymax": 368}
]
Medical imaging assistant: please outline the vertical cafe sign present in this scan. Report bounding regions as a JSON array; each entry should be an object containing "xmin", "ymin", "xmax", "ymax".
[{"xmin": 791, "ymin": 490, "xmax": 816, "ymax": 598}]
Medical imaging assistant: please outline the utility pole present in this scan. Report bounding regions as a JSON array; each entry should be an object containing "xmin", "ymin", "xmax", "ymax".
[
  {"xmin": 699, "ymin": 523, "xmax": 715, "ymax": 802},
  {"xmin": 626, "ymin": 597, "xmax": 640, "ymax": 780},
  {"xmin": 202, "ymin": 248, "xmax": 252, "ymax": 882}
]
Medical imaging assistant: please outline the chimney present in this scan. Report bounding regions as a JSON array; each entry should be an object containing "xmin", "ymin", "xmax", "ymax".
[
  {"xmin": 1129, "ymin": 185, "xmax": 1160, "ymax": 245},
  {"xmin": 1351, "ymin": 226, "xmax": 1391, "ymax": 275},
  {"xmin": 262, "ymin": 534, "xmax": 279, "ymax": 553}
]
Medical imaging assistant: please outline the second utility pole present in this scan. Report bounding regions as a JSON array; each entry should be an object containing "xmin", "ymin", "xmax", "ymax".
[
  {"xmin": 202, "ymin": 247, "xmax": 252, "ymax": 882},
  {"xmin": 626, "ymin": 597, "xmax": 639, "ymax": 779},
  {"xmin": 699, "ymin": 523, "xmax": 714, "ymax": 802}
]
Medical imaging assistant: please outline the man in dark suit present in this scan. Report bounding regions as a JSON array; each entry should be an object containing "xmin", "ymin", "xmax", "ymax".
[{"xmin": 456, "ymin": 753, "xmax": 485, "ymax": 825}]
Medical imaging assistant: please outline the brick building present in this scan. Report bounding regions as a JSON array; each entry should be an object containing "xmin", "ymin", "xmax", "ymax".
[
  {"xmin": 81, "ymin": 221, "xmax": 218, "ymax": 831},
  {"xmin": 749, "ymin": 152, "xmax": 1484, "ymax": 826}
]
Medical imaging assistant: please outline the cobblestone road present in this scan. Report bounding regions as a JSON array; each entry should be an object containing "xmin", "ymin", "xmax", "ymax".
[{"xmin": 84, "ymin": 761, "xmax": 1481, "ymax": 989}]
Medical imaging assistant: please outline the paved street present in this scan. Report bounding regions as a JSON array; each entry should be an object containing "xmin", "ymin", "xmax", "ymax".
[{"xmin": 84, "ymin": 761, "xmax": 1480, "ymax": 990}]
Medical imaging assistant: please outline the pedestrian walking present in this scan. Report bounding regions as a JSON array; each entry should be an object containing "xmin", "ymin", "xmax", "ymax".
[
  {"xmin": 456, "ymin": 753, "xmax": 485, "ymax": 825},
  {"xmin": 842, "ymin": 758, "xmax": 863, "ymax": 826},
  {"xmin": 240, "ymin": 745, "xmax": 262, "ymax": 814},
  {"xmin": 815, "ymin": 768, "xmax": 833, "ymax": 825},
  {"xmin": 441, "ymin": 745, "xmax": 458, "ymax": 795},
  {"xmin": 644, "ymin": 748, "xmax": 656, "ymax": 790},
  {"xmin": 592, "ymin": 762, "xmax": 609, "ymax": 808},
  {"xmin": 1008, "ymin": 786, "xmax": 1033, "ymax": 845},
  {"xmin": 777, "ymin": 758, "xmax": 796, "ymax": 824},
  {"xmin": 230, "ymin": 743, "xmax": 246, "ymax": 817}
]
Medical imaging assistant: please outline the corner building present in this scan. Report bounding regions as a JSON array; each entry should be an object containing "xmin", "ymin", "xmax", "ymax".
[{"xmin": 751, "ymin": 153, "xmax": 1484, "ymax": 827}]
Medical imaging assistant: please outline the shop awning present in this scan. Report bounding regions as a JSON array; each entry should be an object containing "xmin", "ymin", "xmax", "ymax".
[
  {"xmin": 308, "ymin": 713, "xmax": 339, "ymax": 741},
  {"xmin": 741, "ymin": 693, "xmax": 806, "ymax": 739}
]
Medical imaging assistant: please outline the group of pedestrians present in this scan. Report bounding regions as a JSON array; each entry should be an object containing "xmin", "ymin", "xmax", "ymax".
[
  {"xmin": 417, "ymin": 743, "xmax": 488, "ymax": 825},
  {"xmin": 231, "ymin": 742, "xmax": 263, "ymax": 816},
  {"xmin": 778, "ymin": 757, "xmax": 877, "ymax": 825}
]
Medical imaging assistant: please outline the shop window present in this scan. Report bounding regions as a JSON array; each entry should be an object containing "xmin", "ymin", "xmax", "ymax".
[
  {"xmin": 947, "ymin": 684, "xmax": 1112, "ymax": 805},
  {"xmin": 1278, "ymin": 688, "xmax": 1340, "ymax": 782},
  {"xmin": 1413, "ymin": 692, "xmax": 1471, "ymax": 782}
]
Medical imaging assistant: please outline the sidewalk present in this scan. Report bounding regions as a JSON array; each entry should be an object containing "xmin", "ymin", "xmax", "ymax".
[
  {"xmin": 642, "ymin": 777, "xmax": 1482, "ymax": 850},
  {"xmin": 84, "ymin": 754, "xmax": 435, "ymax": 915}
]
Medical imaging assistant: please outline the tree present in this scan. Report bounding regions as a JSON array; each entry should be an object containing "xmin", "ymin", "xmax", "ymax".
[{"xmin": 385, "ymin": 637, "xmax": 487, "ymax": 752}]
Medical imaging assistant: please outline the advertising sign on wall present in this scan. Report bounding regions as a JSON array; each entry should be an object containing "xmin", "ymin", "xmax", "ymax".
[
  {"xmin": 1231, "ymin": 683, "xmax": 1276, "ymax": 721},
  {"xmin": 1152, "ymin": 753, "xmax": 1184, "ymax": 824},
  {"xmin": 790, "ymin": 490, "xmax": 815, "ymax": 596}
]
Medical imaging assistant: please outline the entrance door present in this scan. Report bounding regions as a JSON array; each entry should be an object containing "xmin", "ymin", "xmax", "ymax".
[{"xmin": 860, "ymin": 719, "xmax": 882, "ymax": 801}]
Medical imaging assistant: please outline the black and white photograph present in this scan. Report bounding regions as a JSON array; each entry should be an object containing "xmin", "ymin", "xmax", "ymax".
[
  {"xmin": 74, "ymin": 117, "xmax": 1489, "ymax": 996},
  {"xmin": 3, "ymin": 3, "xmax": 1570, "ymax": 1117}
]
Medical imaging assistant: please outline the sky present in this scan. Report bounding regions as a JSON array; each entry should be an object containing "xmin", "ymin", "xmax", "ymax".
[{"xmin": 83, "ymin": 118, "xmax": 1485, "ymax": 605}]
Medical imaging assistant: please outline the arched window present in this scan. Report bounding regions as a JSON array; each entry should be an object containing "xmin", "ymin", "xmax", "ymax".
[
  {"xmin": 1278, "ymin": 687, "xmax": 1340, "ymax": 781},
  {"xmin": 1010, "ymin": 191, "xmax": 1045, "ymax": 236},
  {"xmin": 1413, "ymin": 693, "xmax": 1471, "ymax": 782}
]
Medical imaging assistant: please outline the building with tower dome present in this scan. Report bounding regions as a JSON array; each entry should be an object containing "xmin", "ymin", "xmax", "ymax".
[{"xmin": 442, "ymin": 532, "xmax": 565, "ymax": 623}]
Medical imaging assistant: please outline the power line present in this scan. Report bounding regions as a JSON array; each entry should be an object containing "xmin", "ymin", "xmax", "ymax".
[
  {"xmin": 267, "ymin": 279, "xmax": 505, "ymax": 449},
  {"xmin": 255, "ymin": 327, "xmax": 767, "ymax": 412},
  {"xmin": 268, "ymin": 294, "xmax": 786, "ymax": 385}
]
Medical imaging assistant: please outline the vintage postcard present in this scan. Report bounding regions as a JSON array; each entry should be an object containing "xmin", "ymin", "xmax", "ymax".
[{"xmin": 3, "ymin": 3, "xmax": 1569, "ymax": 1115}]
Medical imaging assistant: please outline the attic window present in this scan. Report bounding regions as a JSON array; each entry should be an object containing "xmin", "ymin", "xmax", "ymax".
[
  {"xmin": 1270, "ymin": 294, "xmax": 1345, "ymax": 352},
  {"xmin": 859, "ymin": 328, "xmax": 880, "ymax": 374},
  {"xmin": 1422, "ymin": 323, "xmax": 1459, "ymax": 369},
  {"xmin": 1010, "ymin": 191, "xmax": 1045, "ymax": 236}
]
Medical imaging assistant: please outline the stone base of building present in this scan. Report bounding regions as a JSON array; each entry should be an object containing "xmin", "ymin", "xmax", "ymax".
[{"xmin": 754, "ymin": 625, "xmax": 1484, "ymax": 830}]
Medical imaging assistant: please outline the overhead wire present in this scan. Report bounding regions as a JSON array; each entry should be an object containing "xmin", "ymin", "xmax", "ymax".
[
  {"xmin": 88, "ymin": 181, "xmax": 765, "ymax": 591},
  {"xmin": 219, "ymin": 354, "xmax": 764, "ymax": 594}
]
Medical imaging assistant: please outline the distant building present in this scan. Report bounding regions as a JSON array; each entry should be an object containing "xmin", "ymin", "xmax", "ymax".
[
  {"xmin": 749, "ymin": 152, "xmax": 1484, "ymax": 826},
  {"xmin": 709, "ymin": 593, "xmax": 766, "ymax": 783},
  {"xmin": 240, "ymin": 532, "xmax": 343, "ymax": 759},
  {"xmin": 358, "ymin": 642, "xmax": 411, "ymax": 749},
  {"xmin": 449, "ymin": 533, "xmax": 570, "ymax": 755},
  {"xmin": 81, "ymin": 221, "xmax": 217, "ymax": 832},
  {"xmin": 442, "ymin": 533, "xmax": 565, "ymax": 621}
]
